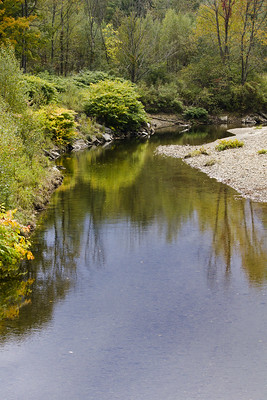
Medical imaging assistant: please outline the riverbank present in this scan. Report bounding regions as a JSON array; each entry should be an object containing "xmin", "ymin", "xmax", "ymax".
[{"xmin": 156, "ymin": 126, "xmax": 267, "ymax": 203}]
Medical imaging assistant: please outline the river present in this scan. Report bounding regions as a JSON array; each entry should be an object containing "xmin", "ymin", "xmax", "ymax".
[{"xmin": 1, "ymin": 125, "xmax": 267, "ymax": 400}]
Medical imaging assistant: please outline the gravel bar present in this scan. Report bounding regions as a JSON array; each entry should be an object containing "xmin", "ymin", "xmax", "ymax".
[{"xmin": 156, "ymin": 126, "xmax": 267, "ymax": 203}]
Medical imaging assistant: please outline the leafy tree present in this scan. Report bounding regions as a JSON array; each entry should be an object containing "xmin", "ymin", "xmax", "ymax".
[
  {"xmin": 196, "ymin": 0, "xmax": 267, "ymax": 83},
  {"xmin": 0, "ymin": 46, "xmax": 27, "ymax": 112},
  {"xmin": 159, "ymin": 9, "xmax": 195, "ymax": 73},
  {"xmin": 105, "ymin": 12, "xmax": 161, "ymax": 82},
  {"xmin": 0, "ymin": 0, "xmax": 40, "ymax": 71}
]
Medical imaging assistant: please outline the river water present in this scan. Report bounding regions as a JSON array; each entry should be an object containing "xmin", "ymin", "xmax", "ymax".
[{"xmin": 1, "ymin": 126, "xmax": 267, "ymax": 400}]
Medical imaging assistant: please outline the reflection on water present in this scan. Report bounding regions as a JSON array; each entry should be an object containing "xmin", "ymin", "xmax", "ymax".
[{"xmin": 0, "ymin": 126, "xmax": 267, "ymax": 399}]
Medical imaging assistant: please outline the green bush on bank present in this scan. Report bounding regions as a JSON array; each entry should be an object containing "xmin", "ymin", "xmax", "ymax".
[
  {"xmin": 184, "ymin": 106, "xmax": 209, "ymax": 121},
  {"xmin": 138, "ymin": 82, "xmax": 183, "ymax": 113},
  {"xmin": 84, "ymin": 80, "xmax": 148, "ymax": 132},
  {"xmin": 38, "ymin": 106, "xmax": 78, "ymax": 146},
  {"xmin": 23, "ymin": 75, "xmax": 58, "ymax": 107}
]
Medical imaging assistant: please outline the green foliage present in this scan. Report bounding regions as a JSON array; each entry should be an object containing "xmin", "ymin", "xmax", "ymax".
[
  {"xmin": 39, "ymin": 106, "xmax": 78, "ymax": 146},
  {"xmin": 138, "ymin": 82, "xmax": 184, "ymax": 113},
  {"xmin": 0, "ymin": 98, "xmax": 49, "ymax": 212},
  {"xmin": 0, "ymin": 208, "xmax": 34, "ymax": 280},
  {"xmin": 0, "ymin": 46, "xmax": 27, "ymax": 112},
  {"xmin": 215, "ymin": 139, "xmax": 244, "ymax": 152},
  {"xmin": 37, "ymin": 73, "xmax": 68, "ymax": 93},
  {"xmin": 84, "ymin": 80, "xmax": 148, "ymax": 132},
  {"xmin": 57, "ymin": 82, "xmax": 86, "ymax": 113},
  {"xmin": 179, "ymin": 53, "xmax": 267, "ymax": 112},
  {"xmin": 180, "ymin": 56, "xmax": 234, "ymax": 111},
  {"xmin": 159, "ymin": 9, "xmax": 194, "ymax": 71},
  {"xmin": 71, "ymin": 70, "xmax": 117, "ymax": 88},
  {"xmin": 23, "ymin": 75, "xmax": 58, "ymax": 107},
  {"xmin": 231, "ymin": 82, "xmax": 267, "ymax": 112},
  {"xmin": 184, "ymin": 106, "xmax": 208, "ymax": 121},
  {"xmin": 258, "ymin": 149, "xmax": 267, "ymax": 155}
]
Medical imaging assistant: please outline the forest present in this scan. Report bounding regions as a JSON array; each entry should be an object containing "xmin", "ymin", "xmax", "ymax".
[
  {"xmin": 1, "ymin": 0, "xmax": 266, "ymax": 109},
  {"xmin": 0, "ymin": 0, "xmax": 266, "ymax": 279}
]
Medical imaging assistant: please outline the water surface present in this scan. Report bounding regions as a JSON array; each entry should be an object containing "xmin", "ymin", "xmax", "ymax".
[{"xmin": 1, "ymin": 126, "xmax": 267, "ymax": 400}]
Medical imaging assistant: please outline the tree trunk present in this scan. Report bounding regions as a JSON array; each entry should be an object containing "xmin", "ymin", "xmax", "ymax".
[
  {"xmin": 51, "ymin": 0, "xmax": 57, "ymax": 69},
  {"xmin": 60, "ymin": 0, "xmax": 64, "ymax": 75},
  {"xmin": 21, "ymin": 0, "xmax": 28, "ymax": 72}
]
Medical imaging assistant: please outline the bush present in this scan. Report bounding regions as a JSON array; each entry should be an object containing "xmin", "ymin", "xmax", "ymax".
[
  {"xmin": 39, "ymin": 106, "xmax": 78, "ymax": 146},
  {"xmin": 138, "ymin": 82, "xmax": 183, "ymax": 113},
  {"xmin": 0, "ymin": 208, "xmax": 33, "ymax": 280},
  {"xmin": 23, "ymin": 75, "xmax": 58, "ymax": 106},
  {"xmin": 184, "ymin": 106, "xmax": 208, "ymax": 121},
  {"xmin": 71, "ymin": 70, "xmax": 116, "ymax": 88},
  {"xmin": 215, "ymin": 139, "xmax": 244, "ymax": 151},
  {"xmin": 84, "ymin": 80, "xmax": 148, "ymax": 132}
]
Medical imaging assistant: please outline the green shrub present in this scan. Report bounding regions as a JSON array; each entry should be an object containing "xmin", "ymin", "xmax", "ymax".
[
  {"xmin": 84, "ymin": 80, "xmax": 148, "ymax": 132},
  {"xmin": 40, "ymin": 106, "xmax": 78, "ymax": 146},
  {"xmin": 0, "ymin": 208, "xmax": 33, "ymax": 280},
  {"xmin": 23, "ymin": 75, "xmax": 58, "ymax": 106},
  {"xmin": 37, "ymin": 72, "xmax": 68, "ymax": 93},
  {"xmin": 71, "ymin": 70, "xmax": 116, "ymax": 88},
  {"xmin": 215, "ymin": 139, "xmax": 244, "ymax": 151},
  {"xmin": 138, "ymin": 82, "xmax": 183, "ymax": 113},
  {"xmin": 184, "ymin": 106, "xmax": 209, "ymax": 121},
  {"xmin": 258, "ymin": 149, "xmax": 267, "ymax": 155}
]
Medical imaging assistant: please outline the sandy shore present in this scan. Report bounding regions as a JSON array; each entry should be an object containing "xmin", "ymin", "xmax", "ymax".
[{"xmin": 156, "ymin": 126, "xmax": 267, "ymax": 203}]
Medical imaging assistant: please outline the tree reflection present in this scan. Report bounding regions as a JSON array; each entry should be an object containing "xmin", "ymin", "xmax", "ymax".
[
  {"xmin": 206, "ymin": 186, "xmax": 267, "ymax": 287},
  {"xmin": 0, "ymin": 278, "xmax": 33, "ymax": 326},
  {"xmin": 61, "ymin": 141, "xmax": 266, "ymax": 287}
]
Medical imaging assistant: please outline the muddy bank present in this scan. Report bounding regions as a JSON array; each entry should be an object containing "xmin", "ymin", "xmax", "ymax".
[{"xmin": 156, "ymin": 126, "xmax": 267, "ymax": 203}]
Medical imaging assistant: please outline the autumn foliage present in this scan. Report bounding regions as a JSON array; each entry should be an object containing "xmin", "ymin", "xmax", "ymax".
[{"xmin": 0, "ymin": 208, "xmax": 33, "ymax": 280}]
